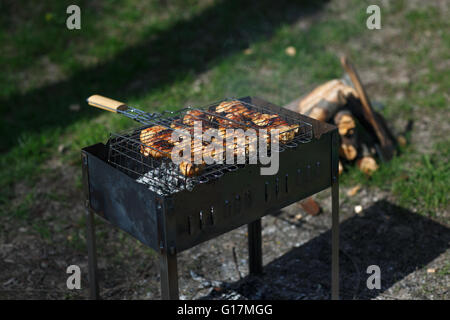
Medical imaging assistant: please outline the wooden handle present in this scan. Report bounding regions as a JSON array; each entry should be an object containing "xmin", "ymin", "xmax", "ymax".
[{"xmin": 87, "ymin": 94, "xmax": 128, "ymax": 113}]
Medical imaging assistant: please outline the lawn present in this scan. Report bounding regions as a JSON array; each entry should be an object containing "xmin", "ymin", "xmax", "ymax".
[{"xmin": 0, "ymin": 0, "xmax": 448, "ymax": 299}]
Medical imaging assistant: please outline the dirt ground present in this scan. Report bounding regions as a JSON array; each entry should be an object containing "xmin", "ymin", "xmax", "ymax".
[{"xmin": 1, "ymin": 181, "xmax": 449, "ymax": 300}]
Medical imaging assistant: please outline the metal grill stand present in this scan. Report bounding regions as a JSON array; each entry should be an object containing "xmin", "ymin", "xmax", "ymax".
[{"xmin": 81, "ymin": 96, "xmax": 339, "ymax": 300}]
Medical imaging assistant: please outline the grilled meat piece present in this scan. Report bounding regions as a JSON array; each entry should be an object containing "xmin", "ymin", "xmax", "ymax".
[
  {"xmin": 183, "ymin": 109, "xmax": 213, "ymax": 126},
  {"xmin": 215, "ymin": 112, "xmax": 247, "ymax": 128},
  {"xmin": 250, "ymin": 116, "xmax": 297, "ymax": 143},
  {"xmin": 140, "ymin": 125, "xmax": 167, "ymax": 142},
  {"xmin": 179, "ymin": 161, "xmax": 205, "ymax": 177},
  {"xmin": 214, "ymin": 103, "xmax": 297, "ymax": 143},
  {"xmin": 140, "ymin": 139, "xmax": 174, "ymax": 158},
  {"xmin": 140, "ymin": 127, "xmax": 175, "ymax": 158},
  {"xmin": 215, "ymin": 100, "xmax": 247, "ymax": 113},
  {"xmin": 250, "ymin": 113, "xmax": 278, "ymax": 126}
]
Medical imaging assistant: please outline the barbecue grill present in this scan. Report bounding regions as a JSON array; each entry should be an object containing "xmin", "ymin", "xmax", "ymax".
[{"xmin": 81, "ymin": 95, "xmax": 340, "ymax": 300}]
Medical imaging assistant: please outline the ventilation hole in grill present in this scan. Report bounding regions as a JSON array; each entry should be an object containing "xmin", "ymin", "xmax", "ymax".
[
  {"xmin": 210, "ymin": 206, "xmax": 214, "ymax": 225},
  {"xmin": 228, "ymin": 165, "xmax": 239, "ymax": 171},
  {"xmin": 264, "ymin": 182, "xmax": 269, "ymax": 203},
  {"xmin": 285, "ymin": 174, "xmax": 289, "ymax": 193},
  {"xmin": 275, "ymin": 177, "xmax": 279, "ymax": 198},
  {"xmin": 225, "ymin": 200, "xmax": 230, "ymax": 215},
  {"xmin": 245, "ymin": 190, "xmax": 252, "ymax": 207},
  {"xmin": 235, "ymin": 194, "xmax": 241, "ymax": 214}
]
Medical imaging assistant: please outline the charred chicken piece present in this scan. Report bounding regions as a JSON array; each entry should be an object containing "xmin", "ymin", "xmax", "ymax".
[
  {"xmin": 250, "ymin": 113, "xmax": 278, "ymax": 126},
  {"xmin": 215, "ymin": 100, "xmax": 247, "ymax": 113},
  {"xmin": 140, "ymin": 125, "xmax": 167, "ymax": 142},
  {"xmin": 182, "ymin": 109, "xmax": 213, "ymax": 126},
  {"xmin": 179, "ymin": 161, "xmax": 205, "ymax": 177},
  {"xmin": 215, "ymin": 112, "xmax": 247, "ymax": 128},
  {"xmin": 140, "ymin": 127, "xmax": 175, "ymax": 158},
  {"xmin": 140, "ymin": 139, "xmax": 174, "ymax": 158},
  {"xmin": 266, "ymin": 118, "xmax": 295, "ymax": 143}
]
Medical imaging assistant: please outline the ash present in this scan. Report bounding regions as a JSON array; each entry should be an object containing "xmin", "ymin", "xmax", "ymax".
[{"xmin": 136, "ymin": 162, "xmax": 196, "ymax": 195}]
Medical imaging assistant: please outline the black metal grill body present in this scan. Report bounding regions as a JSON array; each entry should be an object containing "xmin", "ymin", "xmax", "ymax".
[{"xmin": 81, "ymin": 96, "xmax": 340, "ymax": 300}]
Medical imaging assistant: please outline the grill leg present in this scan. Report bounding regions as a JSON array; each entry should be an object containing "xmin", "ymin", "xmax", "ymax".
[
  {"xmin": 331, "ymin": 178, "xmax": 339, "ymax": 300},
  {"xmin": 160, "ymin": 251, "xmax": 179, "ymax": 300},
  {"xmin": 86, "ymin": 208, "xmax": 100, "ymax": 300},
  {"xmin": 248, "ymin": 219, "xmax": 263, "ymax": 275}
]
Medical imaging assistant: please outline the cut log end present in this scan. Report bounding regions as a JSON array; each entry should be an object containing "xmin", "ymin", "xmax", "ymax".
[
  {"xmin": 357, "ymin": 156, "xmax": 379, "ymax": 176},
  {"xmin": 334, "ymin": 111, "xmax": 356, "ymax": 136},
  {"xmin": 339, "ymin": 143, "xmax": 358, "ymax": 161}
]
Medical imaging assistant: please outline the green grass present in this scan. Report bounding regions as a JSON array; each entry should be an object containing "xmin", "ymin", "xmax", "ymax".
[
  {"xmin": 0, "ymin": 0, "xmax": 448, "ymax": 223},
  {"xmin": 336, "ymin": 2, "xmax": 450, "ymax": 218},
  {"xmin": 437, "ymin": 260, "xmax": 450, "ymax": 276},
  {"xmin": 3, "ymin": 192, "xmax": 35, "ymax": 220},
  {"xmin": 342, "ymin": 140, "xmax": 450, "ymax": 216}
]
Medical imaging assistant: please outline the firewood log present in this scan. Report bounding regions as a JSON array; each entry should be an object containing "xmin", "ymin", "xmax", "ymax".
[
  {"xmin": 339, "ymin": 143, "xmax": 358, "ymax": 161},
  {"xmin": 357, "ymin": 156, "xmax": 378, "ymax": 176},
  {"xmin": 336, "ymin": 109, "xmax": 360, "ymax": 162},
  {"xmin": 334, "ymin": 110, "xmax": 356, "ymax": 136},
  {"xmin": 298, "ymin": 80, "xmax": 343, "ymax": 114},
  {"xmin": 357, "ymin": 143, "xmax": 378, "ymax": 175},
  {"xmin": 338, "ymin": 161, "xmax": 343, "ymax": 175},
  {"xmin": 298, "ymin": 79, "xmax": 358, "ymax": 122}
]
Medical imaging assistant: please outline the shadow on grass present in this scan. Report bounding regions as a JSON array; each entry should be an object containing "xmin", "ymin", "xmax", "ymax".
[
  {"xmin": 204, "ymin": 200, "xmax": 450, "ymax": 299},
  {"xmin": 0, "ymin": 0, "xmax": 329, "ymax": 153}
]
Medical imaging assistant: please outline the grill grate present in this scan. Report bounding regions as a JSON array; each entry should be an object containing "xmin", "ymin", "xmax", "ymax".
[{"xmin": 107, "ymin": 98, "xmax": 313, "ymax": 195}]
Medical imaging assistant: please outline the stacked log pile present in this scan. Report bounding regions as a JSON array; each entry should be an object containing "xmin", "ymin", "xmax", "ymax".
[
  {"xmin": 290, "ymin": 56, "xmax": 398, "ymax": 215},
  {"xmin": 298, "ymin": 57, "xmax": 396, "ymax": 178}
]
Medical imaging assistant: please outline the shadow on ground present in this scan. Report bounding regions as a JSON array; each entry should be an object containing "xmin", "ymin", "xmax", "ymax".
[
  {"xmin": 202, "ymin": 200, "xmax": 450, "ymax": 299},
  {"xmin": 1, "ymin": 0, "xmax": 328, "ymax": 152}
]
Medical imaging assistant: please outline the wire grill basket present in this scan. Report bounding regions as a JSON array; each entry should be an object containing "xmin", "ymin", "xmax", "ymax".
[{"xmin": 107, "ymin": 98, "xmax": 313, "ymax": 195}]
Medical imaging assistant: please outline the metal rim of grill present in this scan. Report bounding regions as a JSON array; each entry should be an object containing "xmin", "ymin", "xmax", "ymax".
[{"xmin": 107, "ymin": 98, "xmax": 313, "ymax": 195}]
